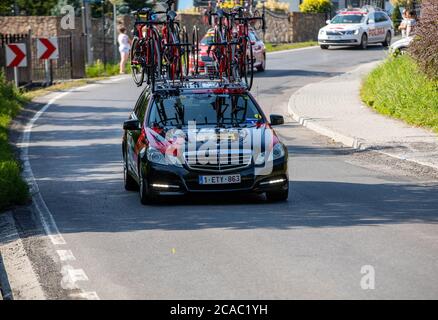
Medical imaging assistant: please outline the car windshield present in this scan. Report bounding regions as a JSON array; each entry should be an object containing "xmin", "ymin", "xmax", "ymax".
[
  {"xmin": 148, "ymin": 93, "xmax": 264, "ymax": 128},
  {"xmin": 200, "ymin": 35, "xmax": 214, "ymax": 45},
  {"xmin": 331, "ymin": 14, "xmax": 366, "ymax": 24}
]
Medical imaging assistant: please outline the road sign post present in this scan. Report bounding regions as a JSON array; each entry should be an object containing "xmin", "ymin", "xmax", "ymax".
[
  {"xmin": 5, "ymin": 43, "xmax": 27, "ymax": 87},
  {"xmin": 37, "ymin": 37, "xmax": 59, "ymax": 86}
]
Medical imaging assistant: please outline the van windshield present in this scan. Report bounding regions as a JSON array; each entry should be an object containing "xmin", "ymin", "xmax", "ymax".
[
  {"xmin": 148, "ymin": 94, "xmax": 264, "ymax": 128},
  {"xmin": 331, "ymin": 14, "xmax": 366, "ymax": 24}
]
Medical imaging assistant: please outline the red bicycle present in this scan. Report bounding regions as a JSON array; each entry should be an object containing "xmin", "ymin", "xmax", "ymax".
[{"xmin": 130, "ymin": 8, "xmax": 164, "ymax": 88}]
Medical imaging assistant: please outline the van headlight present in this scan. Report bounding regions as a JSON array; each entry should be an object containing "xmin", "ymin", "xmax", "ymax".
[
  {"xmin": 147, "ymin": 147, "xmax": 182, "ymax": 167},
  {"xmin": 255, "ymin": 143, "xmax": 286, "ymax": 165}
]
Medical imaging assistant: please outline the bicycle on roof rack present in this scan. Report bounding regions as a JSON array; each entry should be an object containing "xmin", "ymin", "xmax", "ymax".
[
  {"xmin": 130, "ymin": 7, "xmax": 164, "ymax": 88},
  {"xmin": 160, "ymin": 0, "xmax": 191, "ymax": 82},
  {"xmin": 129, "ymin": 3, "xmax": 265, "ymax": 92},
  {"xmin": 206, "ymin": 6, "xmax": 265, "ymax": 90}
]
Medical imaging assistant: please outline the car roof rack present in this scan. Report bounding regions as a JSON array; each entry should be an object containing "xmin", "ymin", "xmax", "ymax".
[{"xmin": 152, "ymin": 76, "xmax": 249, "ymax": 94}]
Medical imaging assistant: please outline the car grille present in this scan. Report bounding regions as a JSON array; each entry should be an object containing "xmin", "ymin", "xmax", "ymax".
[
  {"xmin": 326, "ymin": 31, "xmax": 346, "ymax": 35},
  {"xmin": 184, "ymin": 149, "xmax": 252, "ymax": 173},
  {"xmin": 201, "ymin": 55, "xmax": 213, "ymax": 62}
]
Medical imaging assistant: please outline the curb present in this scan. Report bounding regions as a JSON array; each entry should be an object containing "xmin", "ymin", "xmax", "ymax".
[
  {"xmin": 287, "ymin": 63, "xmax": 438, "ymax": 171},
  {"xmin": 288, "ymin": 104, "xmax": 365, "ymax": 150},
  {"xmin": 0, "ymin": 253, "xmax": 13, "ymax": 300}
]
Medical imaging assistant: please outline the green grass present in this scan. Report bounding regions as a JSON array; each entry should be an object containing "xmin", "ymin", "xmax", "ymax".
[
  {"xmin": 0, "ymin": 73, "xmax": 29, "ymax": 211},
  {"xmin": 86, "ymin": 60, "xmax": 131, "ymax": 78},
  {"xmin": 361, "ymin": 55, "xmax": 438, "ymax": 133},
  {"xmin": 265, "ymin": 41, "xmax": 318, "ymax": 53}
]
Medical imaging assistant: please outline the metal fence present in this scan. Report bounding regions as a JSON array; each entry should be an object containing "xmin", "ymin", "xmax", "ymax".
[{"xmin": 0, "ymin": 32, "xmax": 85, "ymax": 86}]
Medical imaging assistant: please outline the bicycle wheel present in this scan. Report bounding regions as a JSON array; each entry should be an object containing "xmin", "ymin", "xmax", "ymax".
[
  {"xmin": 192, "ymin": 26, "xmax": 199, "ymax": 75},
  {"xmin": 181, "ymin": 26, "xmax": 190, "ymax": 78},
  {"xmin": 131, "ymin": 37, "xmax": 145, "ymax": 87},
  {"xmin": 147, "ymin": 39, "xmax": 161, "ymax": 92},
  {"xmin": 241, "ymin": 38, "xmax": 254, "ymax": 90}
]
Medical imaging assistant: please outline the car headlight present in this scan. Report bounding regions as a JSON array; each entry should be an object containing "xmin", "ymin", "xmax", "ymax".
[
  {"xmin": 319, "ymin": 29, "xmax": 326, "ymax": 35},
  {"xmin": 345, "ymin": 29, "xmax": 360, "ymax": 35},
  {"xmin": 255, "ymin": 143, "xmax": 285, "ymax": 165},
  {"xmin": 147, "ymin": 147, "xmax": 182, "ymax": 167}
]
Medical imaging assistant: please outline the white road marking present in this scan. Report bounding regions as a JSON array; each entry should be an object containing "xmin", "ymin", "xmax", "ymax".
[
  {"xmin": 19, "ymin": 82, "xmax": 113, "ymax": 300},
  {"xmin": 61, "ymin": 265, "xmax": 89, "ymax": 289},
  {"xmin": 70, "ymin": 291, "xmax": 100, "ymax": 300},
  {"xmin": 57, "ymin": 250, "xmax": 76, "ymax": 262}
]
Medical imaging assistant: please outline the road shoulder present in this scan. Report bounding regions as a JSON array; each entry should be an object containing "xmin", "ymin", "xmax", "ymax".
[{"xmin": 288, "ymin": 61, "xmax": 438, "ymax": 171}]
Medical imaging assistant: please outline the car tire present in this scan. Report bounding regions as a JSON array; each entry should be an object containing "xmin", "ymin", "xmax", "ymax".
[
  {"xmin": 360, "ymin": 33, "xmax": 368, "ymax": 50},
  {"xmin": 382, "ymin": 31, "xmax": 392, "ymax": 47},
  {"xmin": 320, "ymin": 45, "xmax": 329, "ymax": 50},
  {"xmin": 124, "ymin": 153, "xmax": 137, "ymax": 191},
  {"xmin": 256, "ymin": 54, "xmax": 266, "ymax": 72},
  {"xmin": 266, "ymin": 189, "xmax": 289, "ymax": 202},
  {"xmin": 139, "ymin": 165, "xmax": 156, "ymax": 205}
]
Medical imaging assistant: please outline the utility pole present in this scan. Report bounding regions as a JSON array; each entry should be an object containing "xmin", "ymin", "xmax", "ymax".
[
  {"xmin": 113, "ymin": 2, "xmax": 117, "ymax": 64},
  {"xmin": 102, "ymin": 0, "xmax": 107, "ymax": 68},
  {"xmin": 82, "ymin": 0, "xmax": 93, "ymax": 64}
]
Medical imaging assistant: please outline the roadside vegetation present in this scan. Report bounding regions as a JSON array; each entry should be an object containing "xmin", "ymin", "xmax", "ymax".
[
  {"xmin": 361, "ymin": 55, "xmax": 438, "ymax": 133},
  {"xmin": 86, "ymin": 60, "xmax": 130, "ymax": 78},
  {"xmin": 361, "ymin": 0, "xmax": 438, "ymax": 134},
  {"xmin": 0, "ymin": 73, "xmax": 29, "ymax": 211},
  {"xmin": 265, "ymin": 41, "xmax": 318, "ymax": 53}
]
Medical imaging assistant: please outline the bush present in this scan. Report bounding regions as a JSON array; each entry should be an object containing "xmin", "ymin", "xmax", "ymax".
[
  {"xmin": 300, "ymin": 0, "xmax": 332, "ymax": 13},
  {"xmin": 391, "ymin": 4, "xmax": 402, "ymax": 30},
  {"xmin": 0, "ymin": 73, "xmax": 29, "ymax": 211},
  {"xmin": 86, "ymin": 60, "xmax": 130, "ymax": 78},
  {"xmin": 361, "ymin": 55, "xmax": 438, "ymax": 133},
  {"xmin": 409, "ymin": 0, "xmax": 438, "ymax": 80}
]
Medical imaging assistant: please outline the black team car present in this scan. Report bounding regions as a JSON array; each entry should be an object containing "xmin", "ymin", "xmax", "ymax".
[{"xmin": 122, "ymin": 80, "xmax": 289, "ymax": 204}]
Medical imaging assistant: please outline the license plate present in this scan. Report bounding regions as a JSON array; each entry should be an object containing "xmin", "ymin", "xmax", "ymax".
[
  {"xmin": 199, "ymin": 175, "xmax": 241, "ymax": 185},
  {"xmin": 328, "ymin": 36, "xmax": 340, "ymax": 40}
]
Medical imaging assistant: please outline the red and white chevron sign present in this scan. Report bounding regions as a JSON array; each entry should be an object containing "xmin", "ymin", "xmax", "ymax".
[
  {"xmin": 6, "ymin": 43, "xmax": 27, "ymax": 67},
  {"xmin": 37, "ymin": 38, "xmax": 59, "ymax": 60}
]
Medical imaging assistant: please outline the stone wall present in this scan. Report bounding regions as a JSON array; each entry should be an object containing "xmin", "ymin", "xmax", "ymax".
[
  {"xmin": 290, "ymin": 12, "xmax": 326, "ymax": 43},
  {"xmin": 0, "ymin": 16, "xmax": 83, "ymax": 37}
]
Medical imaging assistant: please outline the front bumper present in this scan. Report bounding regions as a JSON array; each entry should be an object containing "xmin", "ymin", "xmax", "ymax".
[
  {"xmin": 318, "ymin": 34, "xmax": 361, "ymax": 46},
  {"xmin": 143, "ymin": 160, "xmax": 288, "ymax": 196}
]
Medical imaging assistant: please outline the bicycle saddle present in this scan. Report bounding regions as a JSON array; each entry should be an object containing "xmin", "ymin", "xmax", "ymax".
[
  {"xmin": 167, "ymin": 10, "xmax": 177, "ymax": 21},
  {"xmin": 139, "ymin": 7, "xmax": 152, "ymax": 15}
]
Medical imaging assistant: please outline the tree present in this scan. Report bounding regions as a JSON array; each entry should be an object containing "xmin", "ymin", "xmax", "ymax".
[
  {"xmin": 409, "ymin": 0, "xmax": 438, "ymax": 80},
  {"xmin": 51, "ymin": 0, "xmax": 82, "ymax": 16},
  {"xmin": 0, "ymin": 0, "xmax": 13, "ymax": 15},
  {"xmin": 390, "ymin": 0, "xmax": 421, "ymax": 9},
  {"xmin": 300, "ymin": 0, "xmax": 332, "ymax": 14},
  {"xmin": 391, "ymin": 3, "xmax": 402, "ymax": 30},
  {"xmin": 15, "ymin": 0, "xmax": 58, "ymax": 15}
]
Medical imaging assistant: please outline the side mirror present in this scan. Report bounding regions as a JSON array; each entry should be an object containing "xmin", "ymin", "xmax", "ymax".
[
  {"xmin": 270, "ymin": 114, "xmax": 284, "ymax": 126},
  {"xmin": 123, "ymin": 119, "xmax": 141, "ymax": 131},
  {"xmin": 326, "ymin": 19, "xmax": 331, "ymax": 24}
]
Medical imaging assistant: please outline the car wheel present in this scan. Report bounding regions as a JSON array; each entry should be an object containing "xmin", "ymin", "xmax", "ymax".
[
  {"xmin": 139, "ymin": 164, "xmax": 156, "ymax": 205},
  {"xmin": 256, "ymin": 54, "xmax": 266, "ymax": 72},
  {"xmin": 124, "ymin": 152, "xmax": 137, "ymax": 191},
  {"xmin": 320, "ymin": 45, "xmax": 329, "ymax": 50},
  {"xmin": 360, "ymin": 33, "xmax": 368, "ymax": 50},
  {"xmin": 266, "ymin": 189, "xmax": 289, "ymax": 202},
  {"xmin": 382, "ymin": 31, "xmax": 392, "ymax": 47}
]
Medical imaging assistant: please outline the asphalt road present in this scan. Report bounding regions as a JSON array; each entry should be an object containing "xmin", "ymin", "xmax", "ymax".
[{"xmin": 24, "ymin": 45, "xmax": 438, "ymax": 299}]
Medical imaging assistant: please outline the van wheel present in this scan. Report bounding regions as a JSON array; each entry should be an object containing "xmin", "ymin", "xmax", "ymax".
[
  {"xmin": 124, "ymin": 154, "xmax": 137, "ymax": 191},
  {"xmin": 139, "ymin": 166, "xmax": 156, "ymax": 205},
  {"xmin": 360, "ymin": 34, "xmax": 368, "ymax": 50},
  {"xmin": 382, "ymin": 31, "xmax": 392, "ymax": 47}
]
